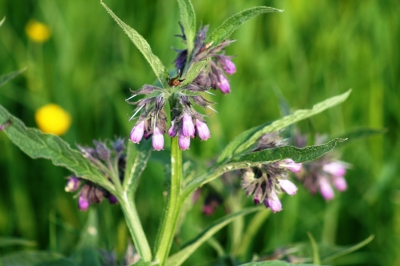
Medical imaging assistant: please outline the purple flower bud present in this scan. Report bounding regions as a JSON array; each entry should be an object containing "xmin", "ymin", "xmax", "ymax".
[
  {"xmin": 182, "ymin": 114, "xmax": 195, "ymax": 137},
  {"xmin": 130, "ymin": 121, "xmax": 145, "ymax": 144},
  {"xmin": 202, "ymin": 205, "xmax": 215, "ymax": 216},
  {"xmin": 195, "ymin": 119, "xmax": 210, "ymax": 140},
  {"xmin": 65, "ymin": 177, "xmax": 81, "ymax": 192},
  {"xmin": 220, "ymin": 58, "xmax": 236, "ymax": 75},
  {"xmin": 152, "ymin": 126, "xmax": 164, "ymax": 151},
  {"xmin": 78, "ymin": 187, "xmax": 90, "ymax": 211},
  {"xmin": 108, "ymin": 195, "xmax": 118, "ymax": 204},
  {"xmin": 264, "ymin": 191, "xmax": 282, "ymax": 213},
  {"xmin": 278, "ymin": 179, "xmax": 298, "ymax": 196},
  {"xmin": 323, "ymin": 161, "xmax": 346, "ymax": 177},
  {"xmin": 280, "ymin": 159, "xmax": 302, "ymax": 173},
  {"xmin": 217, "ymin": 74, "xmax": 230, "ymax": 94},
  {"xmin": 333, "ymin": 175, "xmax": 347, "ymax": 191},
  {"xmin": 78, "ymin": 197, "xmax": 90, "ymax": 211},
  {"xmin": 319, "ymin": 177, "xmax": 334, "ymax": 200},
  {"xmin": 168, "ymin": 121, "xmax": 177, "ymax": 137},
  {"xmin": 178, "ymin": 134, "xmax": 190, "ymax": 150}
]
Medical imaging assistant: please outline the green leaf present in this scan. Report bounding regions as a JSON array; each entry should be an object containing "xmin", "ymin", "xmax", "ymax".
[
  {"xmin": 0, "ymin": 105, "xmax": 114, "ymax": 193},
  {"xmin": 0, "ymin": 17, "xmax": 5, "ymax": 27},
  {"xmin": 0, "ymin": 251, "xmax": 76, "ymax": 266},
  {"xmin": 177, "ymin": 0, "xmax": 196, "ymax": 54},
  {"xmin": 101, "ymin": 1, "xmax": 169, "ymax": 88},
  {"xmin": 123, "ymin": 140, "xmax": 152, "ymax": 195},
  {"xmin": 334, "ymin": 128, "xmax": 386, "ymax": 144},
  {"xmin": 0, "ymin": 68, "xmax": 26, "ymax": 88},
  {"xmin": 166, "ymin": 207, "xmax": 260, "ymax": 266},
  {"xmin": 184, "ymin": 138, "xmax": 345, "ymax": 195},
  {"xmin": 218, "ymin": 90, "xmax": 352, "ymax": 163},
  {"xmin": 0, "ymin": 237, "xmax": 36, "ymax": 247},
  {"xmin": 240, "ymin": 261, "xmax": 318, "ymax": 266},
  {"xmin": 208, "ymin": 6, "xmax": 283, "ymax": 45},
  {"xmin": 231, "ymin": 138, "xmax": 346, "ymax": 165},
  {"xmin": 181, "ymin": 58, "xmax": 210, "ymax": 86}
]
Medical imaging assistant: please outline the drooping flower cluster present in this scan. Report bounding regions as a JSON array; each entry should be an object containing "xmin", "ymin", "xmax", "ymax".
[
  {"xmin": 292, "ymin": 132, "xmax": 349, "ymax": 200},
  {"xmin": 65, "ymin": 139, "xmax": 125, "ymax": 211},
  {"xmin": 241, "ymin": 133, "xmax": 302, "ymax": 213},
  {"xmin": 128, "ymin": 24, "xmax": 237, "ymax": 151},
  {"xmin": 175, "ymin": 24, "xmax": 236, "ymax": 94}
]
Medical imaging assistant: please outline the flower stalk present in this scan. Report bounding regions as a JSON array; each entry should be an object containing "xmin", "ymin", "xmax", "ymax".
[{"xmin": 155, "ymin": 136, "xmax": 183, "ymax": 265}]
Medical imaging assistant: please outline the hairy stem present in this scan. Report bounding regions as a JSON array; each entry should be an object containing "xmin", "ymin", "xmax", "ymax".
[
  {"xmin": 155, "ymin": 137, "xmax": 183, "ymax": 265},
  {"xmin": 119, "ymin": 193, "xmax": 152, "ymax": 262}
]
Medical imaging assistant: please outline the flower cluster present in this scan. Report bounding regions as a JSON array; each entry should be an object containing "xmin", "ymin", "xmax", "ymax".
[
  {"xmin": 65, "ymin": 139, "xmax": 126, "ymax": 211},
  {"xmin": 128, "ymin": 25, "xmax": 237, "ymax": 151},
  {"xmin": 293, "ymin": 132, "xmax": 349, "ymax": 200},
  {"xmin": 241, "ymin": 133, "xmax": 302, "ymax": 213},
  {"xmin": 175, "ymin": 24, "xmax": 236, "ymax": 94}
]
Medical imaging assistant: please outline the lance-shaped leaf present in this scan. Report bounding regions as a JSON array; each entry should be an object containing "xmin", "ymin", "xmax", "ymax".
[
  {"xmin": 181, "ymin": 58, "xmax": 210, "ymax": 86},
  {"xmin": 0, "ymin": 68, "xmax": 26, "ymax": 88},
  {"xmin": 230, "ymin": 138, "xmax": 346, "ymax": 165},
  {"xmin": 184, "ymin": 138, "xmax": 345, "ymax": 196},
  {"xmin": 208, "ymin": 6, "xmax": 283, "ymax": 45},
  {"xmin": 166, "ymin": 207, "xmax": 260, "ymax": 266},
  {"xmin": 101, "ymin": 1, "xmax": 169, "ymax": 88},
  {"xmin": 122, "ymin": 140, "xmax": 152, "ymax": 195},
  {"xmin": 218, "ymin": 90, "xmax": 352, "ymax": 163},
  {"xmin": 0, "ymin": 105, "xmax": 114, "ymax": 193},
  {"xmin": 177, "ymin": 0, "xmax": 196, "ymax": 55}
]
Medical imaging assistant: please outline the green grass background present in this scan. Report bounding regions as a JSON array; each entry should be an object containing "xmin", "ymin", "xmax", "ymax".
[{"xmin": 0, "ymin": 0, "xmax": 399, "ymax": 265}]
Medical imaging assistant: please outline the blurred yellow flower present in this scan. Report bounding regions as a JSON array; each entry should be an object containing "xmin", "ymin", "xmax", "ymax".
[
  {"xmin": 25, "ymin": 20, "xmax": 51, "ymax": 43},
  {"xmin": 35, "ymin": 104, "xmax": 71, "ymax": 135}
]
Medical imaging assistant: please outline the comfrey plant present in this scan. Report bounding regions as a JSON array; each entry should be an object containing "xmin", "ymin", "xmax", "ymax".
[{"xmin": 1, "ymin": 3, "xmax": 377, "ymax": 265}]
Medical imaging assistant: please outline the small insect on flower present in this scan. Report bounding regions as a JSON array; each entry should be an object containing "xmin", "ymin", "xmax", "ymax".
[{"xmin": 168, "ymin": 76, "xmax": 185, "ymax": 87}]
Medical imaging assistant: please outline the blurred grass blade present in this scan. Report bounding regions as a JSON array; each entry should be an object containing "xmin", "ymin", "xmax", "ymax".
[
  {"xmin": 0, "ymin": 251, "xmax": 76, "ymax": 266},
  {"xmin": 236, "ymin": 210, "xmax": 270, "ymax": 257},
  {"xmin": 0, "ymin": 105, "xmax": 114, "ymax": 192},
  {"xmin": 230, "ymin": 138, "xmax": 346, "ymax": 165},
  {"xmin": 217, "ymin": 90, "xmax": 352, "ymax": 163},
  {"xmin": 307, "ymin": 232, "xmax": 321, "ymax": 265},
  {"xmin": 177, "ymin": 0, "xmax": 196, "ymax": 54},
  {"xmin": 101, "ymin": 1, "xmax": 169, "ymax": 88},
  {"xmin": 123, "ymin": 140, "xmax": 152, "ymax": 195},
  {"xmin": 322, "ymin": 235, "xmax": 374, "ymax": 263},
  {"xmin": 334, "ymin": 128, "xmax": 386, "ymax": 144},
  {"xmin": 185, "ymin": 138, "xmax": 346, "ymax": 194},
  {"xmin": 0, "ymin": 17, "xmax": 5, "ymax": 27},
  {"xmin": 166, "ymin": 207, "xmax": 260, "ymax": 266},
  {"xmin": 0, "ymin": 67, "xmax": 26, "ymax": 88},
  {"xmin": 208, "ymin": 6, "xmax": 283, "ymax": 45},
  {"xmin": 73, "ymin": 210, "xmax": 101, "ymax": 266},
  {"xmin": 240, "ymin": 261, "xmax": 318, "ymax": 266},
  {"xmin": 181, "ymin": 58, "xmax": 210, "ymax": 86},
  {"xmin": 0, "ymin": 237, "xmax": 36, "ymax": 248}
]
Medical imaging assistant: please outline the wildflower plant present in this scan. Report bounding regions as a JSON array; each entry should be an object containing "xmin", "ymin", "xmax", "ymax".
[{"xmin": 0, "ymin": 2, "xmax": 381, "ymax": 266}]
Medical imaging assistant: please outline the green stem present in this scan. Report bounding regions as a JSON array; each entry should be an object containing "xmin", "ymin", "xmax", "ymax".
[
  {"xmin": 119, "ymin": 193, "xmax": 152, "ymax": 262},
  {"xmin": 155, "ymin": 137, "xmax": 183, "ymax": 265}
]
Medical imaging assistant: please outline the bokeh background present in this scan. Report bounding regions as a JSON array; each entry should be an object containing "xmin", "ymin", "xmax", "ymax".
[{"xmin": 0, "ymin": 0, "xmax": 399, "ymax": 265}]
